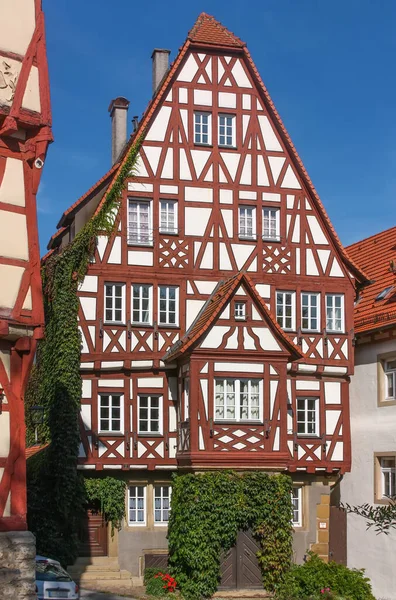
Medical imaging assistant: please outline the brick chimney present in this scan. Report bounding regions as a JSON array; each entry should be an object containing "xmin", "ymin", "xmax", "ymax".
[
  {"xmin": 108, "ymin": 97, "xmax": 130, "ymax": 165},
  {"xmin": 151, "ymin": 49, "xmax": 170, "ymax": 95}
]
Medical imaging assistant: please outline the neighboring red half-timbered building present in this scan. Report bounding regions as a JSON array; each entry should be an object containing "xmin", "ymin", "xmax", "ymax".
[
  {"xmin": 0, "ymin": 0, "xmax": 52, "ymax": 535},
  {"xmin": 48, "ymin": 14, "xmax": 367, "ymax": 582}
]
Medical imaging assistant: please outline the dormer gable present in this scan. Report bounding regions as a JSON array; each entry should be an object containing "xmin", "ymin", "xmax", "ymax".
[{"xmin": 163, "ymin": 272, "xmax": 302, "ymax": 362}]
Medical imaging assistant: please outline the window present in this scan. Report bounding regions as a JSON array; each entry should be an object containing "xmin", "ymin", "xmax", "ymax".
[
  {"xmin": 128, "ymin": 485, "xmax": 146, "ymax": 525},
  {"xmin": 128, "ymin": 199, "xmax": 152, "ymax": 245},
  {"xmin": 292, "ymin": 487, "xmax": 302, "ymax": 527},
  {"xmin": 218, "ymin": 114, "xmax": 236, "ymax": 147},
  {"xmin": 376, "ymin": 286, "xmax": 394, "ymax": 301},
  {"xmin": 276, "ymin": 291, "xmax": 296, "ymax": 330},
  {"xmin": 297, "ymin": 397, "xmax": 319, "ymax": 436},
  {"xmin": 239, "ymin": 206, "xmax": 255, "ymax": 239},
  {"xmin": 104, "ymin": 283, "xmax": 125, "ymax": 323},
  {"xmin": 380, "ymin": 457, "xmax": 396, "ymax": 499},
  {"xmin": 132, "ymin": 284, "xmax": 152, "ymax": 325},
  {"xmin": 235, "ymin": 302, "xmax": 246, "ymax": 320},
  {"xmin": 326, "ymin": 294, "xmax": 344, "ymax": 332},
  {"xmin": 194, "ymin": 111, "xmax": 211, "ymax": 145},
  {"xmin": 154, "ymin": 485, "xmax": 172, "ymax": 524},
  {"xmin": 262, "ymin": 208, "xmax": 280, "ymax": 241},
  {"xmin": 99, "ymin": 394, "xmax": 123, "ymax": 433},
  {"xmin": 138, "ymin": 395, "xmax": 162, "ymax": 434},
  {"xmin": 158, "ymin": 286, "xmax": 179, "ymax": 326},
  {"xmin": 160, "ymin": 200, "xmax": 177, "ymax": 234},
  {"xmin": 385, "ymin": 359, "xmax": 396, "ymax": 400},
  {"xmin": 301, "ymin": 293, "xmax": 320, "ymax": 331},
  {"xmin": 215, "ymin": 379, "xmax": 261, "ymax": 422},
  {"xmin": 183, "ymin": 377, "xmax": 189, "ymax": 421}
]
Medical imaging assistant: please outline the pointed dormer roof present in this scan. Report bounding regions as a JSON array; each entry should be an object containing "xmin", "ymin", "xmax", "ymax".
[
  {"xmin": 163, "ymin": 272, "xmax": 303, "ymax": 362},
  {"xmin": 188, "ymin": 12, "xmax": 245, "ymax": 48}
]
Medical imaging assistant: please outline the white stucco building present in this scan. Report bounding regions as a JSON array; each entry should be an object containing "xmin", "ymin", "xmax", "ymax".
[{"xmin": 342, "ymin": 227, "xmax": 396, "ymax": 600}]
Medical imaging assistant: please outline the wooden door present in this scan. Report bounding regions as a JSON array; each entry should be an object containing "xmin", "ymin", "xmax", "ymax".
[
  {"xmin": 329, "ymin": 506, "xmax": 347, "ymax": 565},
  {"xmin": 78, "ymin": 510, "xmax": 108, "ymax": 557},
  {"xmin": 219, "ymin": 529, "xmax": 262, "ymax": 590}
]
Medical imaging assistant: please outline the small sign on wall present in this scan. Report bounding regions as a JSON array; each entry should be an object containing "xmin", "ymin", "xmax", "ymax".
[{"xmin": 319, "ymin": 522, "xmax": 327, "ymax": 529}]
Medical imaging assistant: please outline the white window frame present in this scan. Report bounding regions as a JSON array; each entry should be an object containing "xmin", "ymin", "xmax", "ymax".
[
  {"xmin": 262, "ymin": 207, "xmax": 280, "ymax": 241},
  {"xmin": 131, "ymin": 284, "xmax": 153, "ymax": 325},
  {"xmin": 194, "ymin": 111, "xmax": 212, "ymax": 145},
  {"xmin": 380, "ymin": 457, "xmax": 396, "ymax": 499},
  {"xmin": 296, "ymin": 397, "xmax": 319, "ymax": 437},
  {"xmin": 160, "ymin": 200, "xmax": 178, "ymax": 234},
  {"xmin": 158, "ymin": 286, "xmax": 179, "ymax": 327},
  {"xmin": 292, "ymin": 487, "xmax": 302, "ymax": 527},
  {"xmin": 239, "ymin": 205, "xmax": 256, "ymax": 239},
  {"xmin": 218, "ymin": 113, "xmax": 236, "ymax": 147},
  {"xmin": 214, "ymin": 378, "xmax": 262, "ymax": 422},
  {"xmin": 301, "ymin": 292, "xmax": 320, "ymax": 332},
  {"xmin": 276, "ymin": 291, "xmax": 296, "ymax": 331},
  {"xmin": 325, "ymin": 294, "xmax": 345, "ymax": 333},
  {"xmin": 154, "ymin": 485, "xmax": 172, "ymax": 526},
  {"xmin": 128, "ymin": 485, "xmax": 146, "ymax": 526},
  {"xmin": 138, "ymin": 395, "xmax": 163, "ymax": 435},
  {"xmin": 98, "ymin": 393, "xmax": 124, "ymax": 434},
  {"xmin": 183, "ymin": 377, "xmax": 189, "ymax": 422},
  {"xmin": 234, "ymin": 301, "xmax": 246, "ymax": 321},
  {"xmin": 384, "ymin": 359, "xmax": 396, "ymax": 401},
  {"xmin": 104, "ymin": 283, "xmax": 125, "ymax": 324},
  {"xmin": 127, "ymin": 198, "xmax": 153, "ymax": 245}
]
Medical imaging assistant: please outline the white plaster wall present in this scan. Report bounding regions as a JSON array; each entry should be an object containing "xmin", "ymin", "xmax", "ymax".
[
  {"xmin": 0, "ymin": 1, "xmax": 35, "ymax": 55},
  {"xmin": 341, "ymin": 338, "xmax": 396, "ymax": 600}
]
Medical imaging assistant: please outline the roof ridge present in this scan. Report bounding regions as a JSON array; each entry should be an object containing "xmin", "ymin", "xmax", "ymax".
[
  {"xmin": 187, "ymin": 12, "xmax": 245, "ymax": 47},
  {"xmin": 346, "ymin": 225, "xmax": 396, "ymax": 251},
  {"xmin": 163, "ymin": 272, "xmax": 302, "ymax": 362}
]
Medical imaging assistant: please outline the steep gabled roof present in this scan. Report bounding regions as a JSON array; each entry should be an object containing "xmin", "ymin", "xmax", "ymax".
[
  {"xmin": 47, "ymin": 226, "xmax": 67, "ymax": 250},
  {"xmin": 47, "ymin": 13, "xmax": 369, "ymax": 285},
  {"xmin": 347, "ymin": 226, "xmax": 396, "ymax": 334},
  {"xmin": 163, "ymin": 272, "xmax": 303, "ymax": 362},
  {"xmin": 188, "ymin": 12, "xmax": 245, "ymax": 47}
]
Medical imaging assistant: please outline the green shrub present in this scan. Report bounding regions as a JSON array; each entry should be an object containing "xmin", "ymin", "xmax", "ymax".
[
  {"xmin": 144, "ymin": 569, "xmax": 177, "ymax": 597},
  {"xmin": 275, "ymin": 552, "xmax": 375, "ymax": 600}
]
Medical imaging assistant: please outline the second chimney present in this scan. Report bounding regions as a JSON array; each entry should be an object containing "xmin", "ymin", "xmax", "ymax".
[
  {"xmin": 151, "ymin": 49, "xmax": 170, "ymax": 95},
  {"xmin": 108, "ymin": 97, "xmax": 130, "ymax": 165}
]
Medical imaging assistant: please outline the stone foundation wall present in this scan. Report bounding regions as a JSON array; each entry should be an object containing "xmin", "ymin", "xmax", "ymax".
[{"xmin": 0, "ymin": 531, "xmax": 36, "ymax": 600}]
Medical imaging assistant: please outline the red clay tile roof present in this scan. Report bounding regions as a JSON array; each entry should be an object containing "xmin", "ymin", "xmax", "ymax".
[
  {"xmin": 163, "ymin": 272, "xmax": 303, "ymax": 362},
  {"xmin": 26, "ymin": 443, "xmax": 49, "ymax": 460},
  {"xmin": 47, "ymin": 226, "xmax": 67, "ymax": 250},
  {"xmin": 56, "ymin": 162, "xmax": 119, "ymax": 228},
  {"xmin": 188, "ymin": 12, "xmax": 245, "ymax": 47},
  {"xmin": 347, "ymin": 226, "xmax": 396, "ymax": 334}
]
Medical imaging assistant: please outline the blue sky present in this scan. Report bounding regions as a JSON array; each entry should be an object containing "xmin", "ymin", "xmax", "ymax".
[{"xmin": 39, "ymin": 0, "xmax": 396, "ymax": 253}]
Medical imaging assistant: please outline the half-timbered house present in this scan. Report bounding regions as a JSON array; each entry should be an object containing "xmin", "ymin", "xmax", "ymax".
[
  {"xmin": 48, "ymin": 13, "xmax": 367, "ymax": 584},
  {"xmin": 0, "ymin": 0, "xmax": 52, "ymax": 595}
]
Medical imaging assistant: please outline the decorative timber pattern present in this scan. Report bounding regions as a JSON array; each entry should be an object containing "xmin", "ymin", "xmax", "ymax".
[{"xmin": 0, "ymin": 0, "xmax": 52, "ymax": 531}]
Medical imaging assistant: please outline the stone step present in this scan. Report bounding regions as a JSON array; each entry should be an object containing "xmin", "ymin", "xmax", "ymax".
[
  {"xmin": 72, "ymin": 556, "xmax": 119, "ymax": 567},
  {"xmin": 71, "ymin": 570, "xmax": 131, "ymax": 581},
  {"xmin": 69, "ymin": 565, "xmax": 121, "ymax": 573}
]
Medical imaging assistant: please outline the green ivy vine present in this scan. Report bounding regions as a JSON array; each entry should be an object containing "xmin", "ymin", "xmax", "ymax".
[
  {"xmin": 168, "ymin": 471, "xmax": 293, "ymax": 600},
  {"xmin": 25, "ymin": 136, "xmax": 143, "ymax": 566},
  {"xmin": 84, "ymin": 477, "xmax": 127, "ymax": 534}
]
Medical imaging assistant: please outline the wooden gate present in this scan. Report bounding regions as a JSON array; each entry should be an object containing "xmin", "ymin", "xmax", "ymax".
[
  {"xmin": 329, "ymin": 506, "xmax": 347, "ymax": 565},
  {"xmin": 78, "ymin": 510, "xmax": 108, "ymax": 557},
  {"xmin": 220, "ymin": 529, "xmax": 262, "ymax": 589}
]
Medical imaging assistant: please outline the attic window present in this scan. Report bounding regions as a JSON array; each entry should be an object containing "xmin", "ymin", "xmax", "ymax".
[
  {"xmin": 375, "ymin": 286, "xmax": 394, "ymax": 301},
  {"xmin": 235, "ymin": 302, "xmax": 246, "ymax": 320}
]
